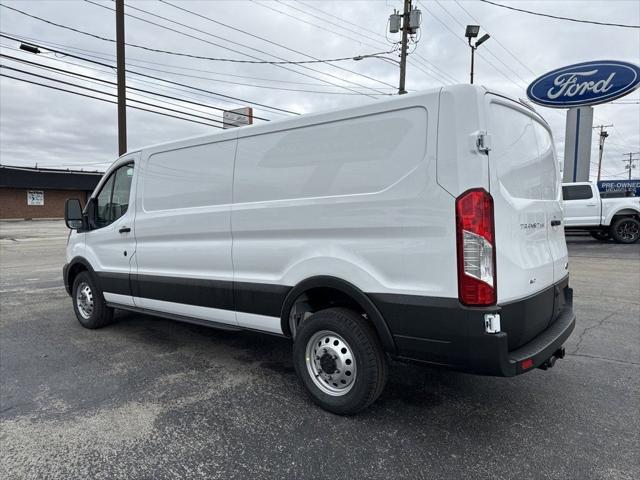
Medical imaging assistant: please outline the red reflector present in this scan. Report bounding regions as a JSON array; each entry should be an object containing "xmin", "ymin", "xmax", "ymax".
[{"xmin": 521, "ymin": 358, "xmax": 534, "ymax": 370}]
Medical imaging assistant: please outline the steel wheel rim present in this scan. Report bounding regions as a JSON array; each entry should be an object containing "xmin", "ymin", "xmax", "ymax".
[
  {"xmin": 617, "ymin": 221, "xmax": 639, "ymax": 242},
  {"xmin": 305, "ymin": 330, "xmax": 357, "ymax": 396},
  {"xmin": 76, "ymin": 282, "xmax": 94, "ymax": 319}
]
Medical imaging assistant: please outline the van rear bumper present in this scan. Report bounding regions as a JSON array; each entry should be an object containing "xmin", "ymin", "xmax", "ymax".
[{"xmin": 372, "ymin": 278, "xmax": 575, "ymax": 377}]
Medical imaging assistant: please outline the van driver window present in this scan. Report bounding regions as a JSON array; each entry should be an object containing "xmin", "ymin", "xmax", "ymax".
[{"xmin": 94, "ymin": 163, "xmax": 134, "ymax": 228}]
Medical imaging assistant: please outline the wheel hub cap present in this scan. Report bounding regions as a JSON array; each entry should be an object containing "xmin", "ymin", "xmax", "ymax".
[
  {"xmin": 319, "ymin": 353, "xmax": 337, "ymax": 374},
  {"xmin": 305, "ymin": 330, "xmax": 357, "ymax": 396},
  {"xmin": 76, "ymin": 282, "xmax": 94, "ymax": 319}
]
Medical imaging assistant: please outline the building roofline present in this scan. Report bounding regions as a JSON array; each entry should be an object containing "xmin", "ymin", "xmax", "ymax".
[{"xmin": 0, "ymin": 164, "xmax": 105, "ymax": 175}]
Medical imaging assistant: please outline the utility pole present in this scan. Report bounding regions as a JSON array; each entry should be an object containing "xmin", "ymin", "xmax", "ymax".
[
  {"xmin": 389, "ymin": 1, "xmax": 420, "ymax": 94},
  {"xmin": 398, "ymin": 0, "xmax": 411, "ymax": 95},
  {"xmin": 116, "ymin": 0, "xmax": 127, "ymax": 156},
  {"xmin": 622, "ymin": 152, "xmax": 640, "ymax": 180},
  {"xmin": 593, "ymin": 124, "xmax": 612, "ymax": 182}
]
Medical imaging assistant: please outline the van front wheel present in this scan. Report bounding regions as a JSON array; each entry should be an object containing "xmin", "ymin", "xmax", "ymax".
[
  {"xmin": 72, "ymin": 271, "xmax": 114, "ymax": 329},
  {"xmin": 293, "ymin": 307, "xmax": 387, "ymax": 415}
]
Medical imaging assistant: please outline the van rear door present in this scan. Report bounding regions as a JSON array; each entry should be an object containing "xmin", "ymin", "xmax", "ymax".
[{"xmin": 486, "ymin": 95, "xmax": 567, "ymax": 302}]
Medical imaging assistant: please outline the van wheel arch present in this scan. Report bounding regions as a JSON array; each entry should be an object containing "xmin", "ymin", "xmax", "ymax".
[
  {"xmin": 280, "ymin": 276, "xmax": 396, "ymax": 354},
  {"xmin": 66, "ymin": 257, "xmax": 97, "ymax": 293}
]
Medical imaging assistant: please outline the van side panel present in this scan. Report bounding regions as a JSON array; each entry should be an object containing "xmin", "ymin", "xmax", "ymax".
[
  {"xmin": 132, "ymin": 138, "xmax": 238, "ymax": 326},
  {"xmin": 231, "ymin": 98, "xmax": 457, "ymax": 325},
  {"xmin": 436, "ymin": 85, "xmax": 490, "ymax": 197}
]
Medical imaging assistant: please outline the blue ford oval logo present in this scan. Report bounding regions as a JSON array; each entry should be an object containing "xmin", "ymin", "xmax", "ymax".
[{"xmin": 526, "ymin": 60, "xmax": 640, "ymax": 108}]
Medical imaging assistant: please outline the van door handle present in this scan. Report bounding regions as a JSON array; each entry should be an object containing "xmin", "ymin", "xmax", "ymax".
[
  {"xmin": 586, "ymin": 203, "xmax": 597, "ymax": 206},
  {"xmin": 119, "ymin": 227, "xmax": 131, "ymax": 233},
  {"xmin": 550, "ymin": 220, "xmax": 561, "ymax": 227}
]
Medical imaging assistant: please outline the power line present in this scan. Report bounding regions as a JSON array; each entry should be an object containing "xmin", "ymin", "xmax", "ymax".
[
  {"xmin": 156, "ymin": 0, "xmax": 398, "ymax": 93},
  {"xmin": 82, "ymin": 1, "xmax": 390, "ymax": 99},
  {"xmin": 251, "ymin": 0, "xmax": 384, "ymax": 50},
  {"xmin": 452, "ymin": 0, "xmax": 536, "ymax": 78},
  {"xmin": 0, "ymin": 39, "xmax": 286, "ymax": 119},
  {"xmin": 274, "ymin": 0, "xmax": 388, "ymax": 49},
  {"xmin": 252, "ymin": 0, "xmax": 459, "ymax": 86},
  {"xmin": 5, "ymin": 30, "xmax": 388, "ymax": 90},
  {"xmin": 0, "ymin": 73, "xmax": 222, "ymax": 128},
  {"xmin": 0, "ymin": 32, "xmax": 291, "ymax": 117},
  {"xmin": 479, "ymin": 0, "xmax": 640, "ymax": 29},
  {"xmin": 4, "ymin": 44, "xmax": 384, "ymax": 97},
  {"xmin": 297, "ymin": 0, "xmax": 393, "ymax": 44},
  {"xmin": 2, "ymin": 2, "xmax": 390, "ymax": 67},
  {"xmin": 0, "ymin": 64, "xmax": 228, "ymax": 127},
  {"xmin": 433, "ymin": 0, "xmax": 529, "ymax": 85},
  {"xmin": 417, "ymin": 0, "xmax": 525, "ymax": 91},
  {"xmin": 0, "ymin": 53, "xmax": 233, "ymax": 125}
]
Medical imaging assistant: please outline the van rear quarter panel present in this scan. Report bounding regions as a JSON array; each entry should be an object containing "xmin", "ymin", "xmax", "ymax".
[{"xmin": 232, "ymin": 93, "xmax": 457, "ymax": 299}]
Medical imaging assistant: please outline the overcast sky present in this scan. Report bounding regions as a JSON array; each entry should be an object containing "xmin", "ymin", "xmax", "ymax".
[{"xmin": 1, "ymin": 0, "xmax": 639, "ymax": 179}]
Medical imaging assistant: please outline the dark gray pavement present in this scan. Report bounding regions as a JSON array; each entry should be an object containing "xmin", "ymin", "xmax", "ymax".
[{"xmin": 1, "ymin": 222, "xmax": 638, "ymax": 479}]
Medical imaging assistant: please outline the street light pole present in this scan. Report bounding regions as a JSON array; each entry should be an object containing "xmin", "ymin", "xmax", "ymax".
[
  {"xmin": 465, "ymin": 25, "xmax": 490, "ymax": 85},
  {"xmin": 469, "ymin": 39, "xmax": 475, "ymax": 85}
]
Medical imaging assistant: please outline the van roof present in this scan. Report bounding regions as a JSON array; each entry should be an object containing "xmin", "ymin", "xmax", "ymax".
[{"xmin": 118, "ymin": 85, "xmax": 544, "ymax": 159}]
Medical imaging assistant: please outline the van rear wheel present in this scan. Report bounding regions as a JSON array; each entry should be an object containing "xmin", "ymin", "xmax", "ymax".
[
  {"xmin": 293, "ymin": 307, "xmax": 387, "ymax": 415},
  {"xmin": 72, "ymin": 271, "xmax": 114, "ymax": 329},
  {"xmin": 610, "ymin": 217, "xmax": 640, "ymax": 244}
]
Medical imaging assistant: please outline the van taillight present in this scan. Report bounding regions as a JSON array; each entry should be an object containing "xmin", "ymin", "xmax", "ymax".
[{"xmin": 456, "ymin": 188, "xmax": 496, "ymax": 306}]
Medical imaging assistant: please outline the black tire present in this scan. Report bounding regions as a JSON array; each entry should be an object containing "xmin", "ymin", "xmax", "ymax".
[
  {"xmin": 71, "ymin": 271, "xmax": 114, "ymax": 329},
  {"xmin": 610, "ymin": 217, "xmax": 640, "ymax": 244},
  {"xmin": 293, "ymin": 307, "xmax": 387, "ymax": 415},
  {"xmin": 590, "ymin": 230, "xmax": 610, "ymax": 241}
]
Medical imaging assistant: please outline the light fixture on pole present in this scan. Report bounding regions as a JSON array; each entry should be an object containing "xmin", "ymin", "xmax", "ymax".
[
  {"xmin": 353, "ymin": 54, "xmax": 401, "ymax": 68},
  {"xmin": 19, "ymin": 43, "xmax": 40, "ymax": 54},
  {"xmin": 465, "ymin": 25, "xmax": 490, "ymax": 85}
]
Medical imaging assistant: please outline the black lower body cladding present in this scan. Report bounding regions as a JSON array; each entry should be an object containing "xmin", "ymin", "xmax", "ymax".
[
  {"xmin": 370, "ymin": 276, "xmax": 575, "ymax": 376},
  {"xmin": 63, "ymin": 260, "xmax": 574, "ymax": 377}
]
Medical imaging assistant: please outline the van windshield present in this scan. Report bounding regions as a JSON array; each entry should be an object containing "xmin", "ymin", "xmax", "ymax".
[{"xmin": 490, "ymin": 103, "xmax": 557, "ymax": 201}]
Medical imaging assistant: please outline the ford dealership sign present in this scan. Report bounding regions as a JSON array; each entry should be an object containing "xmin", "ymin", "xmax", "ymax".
[{"xmin": 527, "ymin": 60, "xmax": 640, "ymax": 108}]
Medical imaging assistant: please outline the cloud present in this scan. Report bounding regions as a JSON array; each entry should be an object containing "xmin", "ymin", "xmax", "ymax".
[{"xmin": 0, "ymin": 0, "xmax": 638, "ymax": 179}]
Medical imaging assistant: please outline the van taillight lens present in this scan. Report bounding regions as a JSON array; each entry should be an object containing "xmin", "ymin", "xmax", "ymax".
[{"xmin": 456, "ymin": 188, "xmax": 496, "ymax": 306}]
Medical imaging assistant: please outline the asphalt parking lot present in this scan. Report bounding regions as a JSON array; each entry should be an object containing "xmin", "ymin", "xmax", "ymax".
[{"xmin": 1, "ymin": 220, "xmax": 638, "ymax": 480}]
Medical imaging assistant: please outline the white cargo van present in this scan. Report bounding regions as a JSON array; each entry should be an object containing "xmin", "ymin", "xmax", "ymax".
[{"xmin": 63, "ymin": 85, "xmax": 575, "ymax": 414}]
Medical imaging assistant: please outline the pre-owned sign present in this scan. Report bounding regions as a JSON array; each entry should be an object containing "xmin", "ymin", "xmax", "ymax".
[{"xmin": 526, "ymin": 60, "xmax": 640, "ymax": 108}]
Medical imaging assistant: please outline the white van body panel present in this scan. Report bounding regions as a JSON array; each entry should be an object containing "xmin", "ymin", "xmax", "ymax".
[
  {"xmin": 436, "ymin": 85, "xmax": 490, "ymax": 197},
  {"xmin": 231, "ymin": 95, "xmax": 456, "ymax": 299},
  {"xmin": 132, "ymin": 133, "xmax": 238, "ymax": 326},
  {"xmin": 83, "ymin": 154, "xmax": 139, "ymax": 307},
  {"xmin": 485, "ymin": 94, "xmax": 567, "ymax": 303}
]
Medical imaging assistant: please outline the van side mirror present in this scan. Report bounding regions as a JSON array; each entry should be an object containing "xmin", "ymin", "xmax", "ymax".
[{"xmin": 64, "ymin": 198, "xmax": 83, "ymax": 229}]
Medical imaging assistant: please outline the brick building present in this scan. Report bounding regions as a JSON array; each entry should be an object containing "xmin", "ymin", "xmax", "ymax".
[{"xmin": 0, "ymin": 165, "xmax": 103, "ymax": 220}]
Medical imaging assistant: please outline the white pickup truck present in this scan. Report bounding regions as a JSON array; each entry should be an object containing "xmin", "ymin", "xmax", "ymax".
[{"xmin": 562, "ymin": 182, "xmax": 640, "ymax": 243}]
